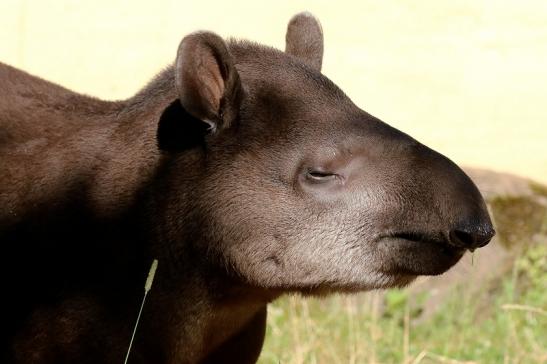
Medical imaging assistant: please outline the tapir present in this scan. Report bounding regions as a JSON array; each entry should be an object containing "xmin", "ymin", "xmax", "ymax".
[{"xmin": 0, "ymin": 12, "xmax": 494, "ymax": 364}]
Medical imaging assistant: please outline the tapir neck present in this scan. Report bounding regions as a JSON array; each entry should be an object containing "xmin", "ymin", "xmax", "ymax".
[
  {"xmin": 140, "ymin": 159, "xmax": 278, "ymax": 362},
  {"xmin": 0, "ymin": 62, "xmax": 272, "ymax": 363},
  {"xmin": 84, "ymin": 69, "xmax": 179, "ymax": 217}
]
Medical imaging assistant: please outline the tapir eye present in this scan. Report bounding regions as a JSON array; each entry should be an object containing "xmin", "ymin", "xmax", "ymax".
[{"xmin": 306, "ymin": 169, "xmax": 339, "ymax": 183}]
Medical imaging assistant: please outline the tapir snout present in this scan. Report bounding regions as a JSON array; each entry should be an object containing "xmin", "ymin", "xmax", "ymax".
[
  {"xmin": 450, "ymin": 224, "xmax": 495, "ymax": 250},
  {"xmin": 410, "ymin": 142, "xmax": 495, "ymax": 251},
  {"xmin": 377, "ymin": 138, "xmax": 496, "ymax": 270},
  {"xmin": 325, "ymin": 114, "xmax": 497, "ymax": 278}
]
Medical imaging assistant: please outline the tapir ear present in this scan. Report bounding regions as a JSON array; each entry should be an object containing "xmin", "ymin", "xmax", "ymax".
[
  {"xmin": 175, "ymin": 31, "xmax": 242, "ymax": 132},
  {"xmin": 285, "ymin": 12, "xmax": 324, "ymax": 71}
]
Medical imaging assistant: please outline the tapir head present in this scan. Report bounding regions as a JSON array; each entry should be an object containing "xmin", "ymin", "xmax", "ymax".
[{"xmin": 160, "ymin": 12, "xmax": 495, "ymax": 293}]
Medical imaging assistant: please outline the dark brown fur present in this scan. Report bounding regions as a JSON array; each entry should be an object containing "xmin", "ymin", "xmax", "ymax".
[{"xmin": 0, "ymin": 13, "xmax": 494, "ymax": 364}]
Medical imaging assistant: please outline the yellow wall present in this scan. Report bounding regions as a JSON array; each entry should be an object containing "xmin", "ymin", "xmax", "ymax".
[{"xmin": 1, "ymin": 0, "xmax": 546, "ymax": 184}]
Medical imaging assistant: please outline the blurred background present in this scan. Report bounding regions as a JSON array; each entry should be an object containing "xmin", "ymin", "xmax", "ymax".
[
  {"xmin": 1, "ymin": 1, "xmax": 545, "ymax": 363},
  {"xmin": 1, "ymin": 0, "xmax": 546, "ymax": 184}
]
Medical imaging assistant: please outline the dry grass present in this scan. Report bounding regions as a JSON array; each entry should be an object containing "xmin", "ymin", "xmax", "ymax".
[{"xmin": 259, "ymin": 243, "xmax": 547, "ymax": 364}]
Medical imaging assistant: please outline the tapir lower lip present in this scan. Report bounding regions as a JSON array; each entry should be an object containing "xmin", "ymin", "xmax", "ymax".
[{"xmin": 377, "ymin": 233, "xmax": 466, "ymax": 276}]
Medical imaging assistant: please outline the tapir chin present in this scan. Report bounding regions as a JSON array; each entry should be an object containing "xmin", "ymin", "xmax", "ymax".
[{"xmin": 0, "ymin": 12, "xmax": 494, "ymax": 364}]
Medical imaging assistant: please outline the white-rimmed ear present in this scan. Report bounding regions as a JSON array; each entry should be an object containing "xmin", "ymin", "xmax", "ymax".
[
  {"xmin": 175, "ymin": 31, "xmax": 242, "ymax": 132},
  {"xmin": 285, "ymin": 12, "xmax": 324, "ymax": 71}
]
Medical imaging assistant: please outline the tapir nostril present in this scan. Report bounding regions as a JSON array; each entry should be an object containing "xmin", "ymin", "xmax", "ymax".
[
  {"xmin": 449, "ymin": 227, "xmax": 495, "ymax": 249},
  {"xmin": 450, "ymin": 230, "xmax": 474, "ymax": 248}
]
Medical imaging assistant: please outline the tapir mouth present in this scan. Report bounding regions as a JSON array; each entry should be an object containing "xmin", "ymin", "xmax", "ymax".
[
  {"xmin": 389, "ymin": 232, "xmax": 448, "ymax": 246},
  {"xmin": 377, "ymin": 231, "xmax": 466, "ymax": 276}
]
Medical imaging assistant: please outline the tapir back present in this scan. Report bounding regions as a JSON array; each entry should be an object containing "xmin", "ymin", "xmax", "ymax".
[
  {"xmin": 0, "ymin": 63, "xmax": 114, "ymax": 146},
  {"xmin": 0, "ymin": 62, "xmax": 130, "ymax": 227}
]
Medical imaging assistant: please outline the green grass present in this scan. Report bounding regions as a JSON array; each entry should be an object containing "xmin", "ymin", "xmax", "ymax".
[{"xmin": 258, "ymin": 244, "xmax": 547, "ymax": 364}]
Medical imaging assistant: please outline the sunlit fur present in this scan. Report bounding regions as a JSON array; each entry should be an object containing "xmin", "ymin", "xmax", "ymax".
[{"xmin": 0, "ymin": 13, "xmax": 493, "ymax": 364}]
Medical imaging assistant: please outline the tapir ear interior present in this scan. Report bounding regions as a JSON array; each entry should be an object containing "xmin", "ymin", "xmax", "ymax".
[
  {"xmin": 157, "ymin": 100, "xmax": 209, "ymax": 152},
  {"xmin": 174, "ymin": 31, "xmax": 243, "ymax": 133},
  {"xmin": 285, "ymin": 12, "xmax": 324, "ymax": 71}
]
